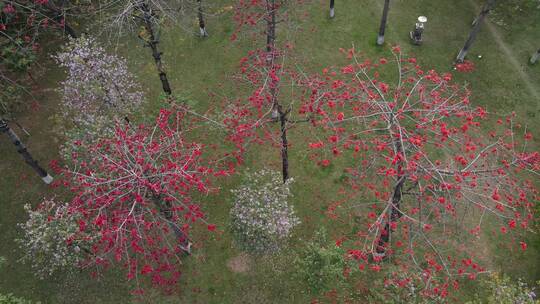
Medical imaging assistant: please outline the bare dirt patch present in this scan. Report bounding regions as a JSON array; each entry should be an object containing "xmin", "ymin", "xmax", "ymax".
[{"xmin": 227, "ymin": 253, "xmax": 252, "ymax": 273}]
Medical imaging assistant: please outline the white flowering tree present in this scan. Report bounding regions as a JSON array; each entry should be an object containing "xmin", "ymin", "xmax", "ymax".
[
  {"xmin": 55, "ymin": 35, "xmax": 144, "ymax": 124},
  {"xmin": 54, "ymin": 36, "xmax": 144, "ymax": 156},
  {"xmin": 230, "ymin": 170, "xmax": 300, "ymax": 254},
  {"xmin": 16, "ymin": 199, "xmax": 94, "ymax": 279}
]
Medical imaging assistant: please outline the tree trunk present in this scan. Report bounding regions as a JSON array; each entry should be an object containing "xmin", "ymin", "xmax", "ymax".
[
  {"xmin": 329, "ymin": 0, "xmax": 335, "ymax": 18},
  {"xmin": 375, "ymin": 176, "xmax": 405, "ymax": 255},
  {"xmin": 197, "ymin": 0, "xmax": 208, "ymax": 37},
  {"xmin": 456, "ymin": 0, "xmax": 497, "ymax": 62},
  {"xmin": 0, "ymin": 119, "xmax": 53, "ymax": 184},
  {"xmin": 61, "ymin": 22, "xmax": 78, "ymax": 38},
  {"xmin": 27, "ymin": 71, "xmax": 38, "ymax": 86},
  {"xmin": 95, "ymin": 72, "xmax": 130, "ymax": 124},
  {"xmin": 138, "ymin": 2, "xmax": 173, "ymax": 96},
  {"xmin": 151, "ymin": 193, "xmax": 191, "ymax": 254},
  {"xmin": 376, "ymin": 0, "xmax": 390, "ymax": 46},
  {"xmin": 266, "ymin": 0, "xmax": 276, "ymax": 55},
  {"xmin": 375, "ymin": 139, "xmax": 404, "ymax": 257},
  {"xmin": 264, "ymin": 0, "xmax": 289, "ymax": 183},
  {"xmin": 530, "ymin": 49, "xmax": 540, "ymax": 64},
  {"xmin": 278, "ymin": 106, "xmax": 289, "ymax": 183}
]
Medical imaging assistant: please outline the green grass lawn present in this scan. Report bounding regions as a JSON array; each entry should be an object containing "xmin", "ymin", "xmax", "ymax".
[{"xmin": 0, "ymin": 0, "xmax": 539, "ymax": 302}]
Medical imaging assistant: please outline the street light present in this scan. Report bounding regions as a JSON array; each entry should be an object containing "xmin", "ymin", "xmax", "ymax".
[{"xmin": 410, "ymin": 16, "xmax": 427, "ymax": 45}]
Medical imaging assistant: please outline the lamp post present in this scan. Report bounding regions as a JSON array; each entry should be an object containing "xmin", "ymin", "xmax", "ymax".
[
  {"xmin": 410, "ymin": 16, "xmax": 427, "ymax": 45},
  {"xmin": 0, "ymin": 118, "xmax": 53, "ymax": 184}
]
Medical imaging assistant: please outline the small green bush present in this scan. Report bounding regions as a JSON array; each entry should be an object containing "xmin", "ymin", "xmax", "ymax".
[
  {"xmin": 467, "ymin": 273, "xmax": 539, "ymax": 304},
  {"xmin": 294, "ymin": 228, "xmax": 347, "ymax": 294},
  {"xmin": 0, "ymin": 293, "xmax": 34, "ymax": 304}
]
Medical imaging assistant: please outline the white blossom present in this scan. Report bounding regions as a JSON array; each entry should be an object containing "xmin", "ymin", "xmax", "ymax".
[
  {"xmin": 54, "ymin": 36, "xmax": 144, "ymax": 158},
  {"xmin": 230, "ymin": 170, "xmax": 300, "ymax": 254},
  {"xmin": 16, "ymin": 199, "xmax": 92, "ymax": 279}
]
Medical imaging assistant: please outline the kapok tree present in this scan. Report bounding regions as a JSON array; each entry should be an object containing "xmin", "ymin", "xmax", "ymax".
[
  {"xmin": 227, "ymin": 0, "xmax": 308, "ymax": 182},
  {"xmin": 224, "ymin": 47, "xmax": 308, "ymax": 182},
  {"xmin": 49, "ymin": 108, "xmax": 234, "ymax": 291},
  {"xmin": 299, "ymin": 47, "xmax": 538, "ymax": 297},
  {"xmin": 231, "ymin": 0, "xmax": 279, "ymax": 46}
]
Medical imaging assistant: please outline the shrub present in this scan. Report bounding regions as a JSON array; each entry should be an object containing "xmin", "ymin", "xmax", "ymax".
[
  {"xmin": 294, "ymin": 228, "xmax": 347, "ymax": 294},
  {"xmin": 0, "ymin": 82, "xmax": 24, "ymax": 117},
  {"xmin": 467, "ymin": 273, "xmax": 539, "ymax": 304},
  {"xmin": 0, "ymin": 293, "xmax": 34, "ymax": 304},
  {"xmin": 16, "ymin": 199, "xmax": 92, "ymax": 278},
  {"xmin": 230, "ymin": 170, "xmax": 300, "ymax": 254}
]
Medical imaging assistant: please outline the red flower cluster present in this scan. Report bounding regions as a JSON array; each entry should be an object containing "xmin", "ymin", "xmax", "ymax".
[{"xmin": 455, "ymin": 60, "xmax": 475, "ymax": 73}]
